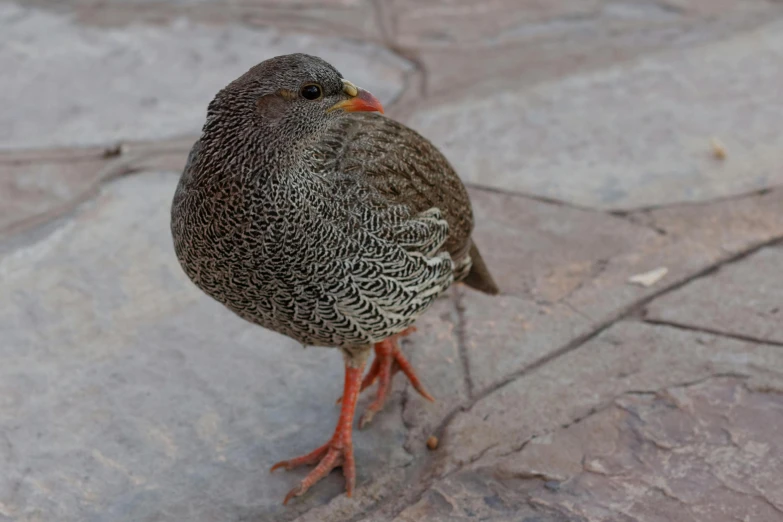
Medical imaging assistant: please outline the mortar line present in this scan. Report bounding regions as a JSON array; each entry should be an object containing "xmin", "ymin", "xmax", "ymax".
[
  {"xmin": 641, "ymin": 318, "xmax": 783, "ymax": 348},
  {"xmin": 453, "ymin": 286, "xmax": 474, "ymax": 400}
]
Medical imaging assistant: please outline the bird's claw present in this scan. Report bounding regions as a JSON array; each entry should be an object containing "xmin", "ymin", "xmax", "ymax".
[
  {"xmin": 272, "ymin": 442, "xmax": 352, "ymax": 505},
  {"xmin": 357, "ymin": 333, "xmax": 434, "ymax": 429}
]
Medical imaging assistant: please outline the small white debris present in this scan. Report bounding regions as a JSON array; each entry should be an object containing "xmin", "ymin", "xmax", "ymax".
[{"xmin": 628, "ymin": 267, "xmax": 668, "ymax": 288}]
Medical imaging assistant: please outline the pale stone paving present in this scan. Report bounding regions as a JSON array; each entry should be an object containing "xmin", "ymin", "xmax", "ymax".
[{"xmin": 2, "ymin": 1, "xmax": 783, "ymax": 521}]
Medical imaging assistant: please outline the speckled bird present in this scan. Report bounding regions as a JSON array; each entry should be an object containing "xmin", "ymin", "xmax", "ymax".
[{"xmin": 171, "ymin": 53, "xmax": 499, "ymax": 504}]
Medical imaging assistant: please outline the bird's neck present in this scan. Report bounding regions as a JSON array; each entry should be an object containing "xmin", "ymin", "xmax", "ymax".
[{"xmin": 196, "ymin": 126, "xmax": 308, "ymax": 184}]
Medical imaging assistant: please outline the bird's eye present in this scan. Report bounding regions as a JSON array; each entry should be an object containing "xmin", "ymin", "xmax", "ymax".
[{"xmin": 300, "ymin": 84, "xmax": 323, "ymax": 100}]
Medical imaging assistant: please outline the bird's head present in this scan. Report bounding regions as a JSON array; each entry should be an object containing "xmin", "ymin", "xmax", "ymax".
[{"xmin": 202, "ymin": 53, "xmax": 384, "ymax": 152}]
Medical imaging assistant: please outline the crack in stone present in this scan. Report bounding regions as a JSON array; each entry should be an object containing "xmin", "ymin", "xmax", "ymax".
[
  {"xmin": 710, "ymin": 468, "xmax": 783, "ymax": 516},
  {"xmin": 484, "ymin": 374, "xmax": 769, "ymax": 517},
  {"xmin": 644, "ymin": 372, "xmax": 750, "ymax": 393},
  {"xmin": 557, "ymin": 259, "xmax": 609, "ymax": 306},
  {"xmin": 398, "ymin": 374, "xmax": 417, "ymax": 459},
  {"xmin": 0, "ymin": 155, "xmax": 147, "ymax": 241},
  {"xmin": 370, "ymin": 0, "xmax": 395, "ymax": 45},
  {"xmin": 609, "ymin": 209, "xmax": 668, "ymax": 236},
  {"xmin": 375, "ymin": 374, "xmax": 756, "ymax": 519},
  {"xmin": 0, "ymin": 135, "xmax": 196, "ymax": 164},
  {"xmin": 624, "ymin": 185, "xmax": 782, "ymax": 215},
  {"xmin": 647, "ymin": 0, "xmax": 688, "ymax": 15},
  {"xmin": 493, "ymin": 401, "xmax": 620, "ymax": 462},
  {"xmin": 0, "ymin": 432, "xmax": 14, "ymax": 466},
  {"xmin": 0, "ymin": 136, "xmax": 197, "ymax": 242},
  {"xmin": 641, "ymin": 317, "xmax": 783, "ymax": 348},
  {"xmin": 6, "ymin": 166, "xmax": 783, "ymax": 522},
  {"xmin": 465, "ymin": 182, "xmax": 600, "ymax": 213},
  {"xmin": 420, "ymin": 370, "xmax": 769, "ymax": 516},
  {"xmin": 467, "ymin": 182, "xmax": 783, "ymax": 240},
  {"xmin": 647, "ymin": 485, "xmax": 693, "ymax": 507},
  {"xmin": 370, "ymin": 0, "xmax": 428, "ymax": 102},
  {"xmin": 453, "ymin": 286, "xmax": 474, "ymax": 400},
  {"xmin": 464, "ymin": 181, "xmax": 735, "ymax": 244},
  {"xmin": 346, "ymin": 439, "xmax": 503, "ymax": 521}
]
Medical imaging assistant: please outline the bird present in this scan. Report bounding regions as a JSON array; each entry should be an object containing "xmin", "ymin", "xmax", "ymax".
[{"xmin": 170, "ymin": 53, "xmax": 499, "ymax": 504}]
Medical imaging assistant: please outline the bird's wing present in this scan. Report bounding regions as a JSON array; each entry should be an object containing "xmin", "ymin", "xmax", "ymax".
[
  {"xmin": 264, "ymin": 176, "xmax": 454, "ymax": 347},
  {"xmin": 312, "ymin": 113, "xmax": 474, "ymax": 262}
]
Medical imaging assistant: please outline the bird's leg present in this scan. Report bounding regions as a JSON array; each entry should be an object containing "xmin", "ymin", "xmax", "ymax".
[
  {"xmin": 335, "ymin": 327, "xmax": 418, "ymax": 405},
  {"xmin": 271, "ymin": 355, "xmax": 366, "ymax": 504},
  {"xmin": 358, "ymin": 327, "xmax": 434, "ymax": 429}
]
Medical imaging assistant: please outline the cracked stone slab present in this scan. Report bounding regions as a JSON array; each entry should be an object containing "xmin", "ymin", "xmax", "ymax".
[
  {"xmin": 468, "ymin": 188, "xmax": 655, "ymax": 303},
  {"xmin": 0, "ymin": 171, "xmax": 422, "ymax": 521},
  {"xmin": 396, "ymin": 376, "xmax": 783, "ymax": 521},
  {"xmin": 460, "ymin": 291, "xmax": 595, "ymax": 396},
  {"xmin": 0, "ymin": 156, "xmax": 110, "ymax": 237},
  {"xmin": 636, "ymin": 186, "xmax": 783, "ymax": 249},
  {"xmin": 389, "ymin": 0, "xmax": 773, "ymax": 49},
  {"xmin": 0, "ymin": 137, "xmax": 193, "ymax": 240},
  {"xmin": 645, "ymin": 246, "xmax": 783, "ymax": 344},
  {"xmin": 461, "ymin": 187, "xmax": 653, "ymax": 393},
  {"xmin": 461, "ymin": 187, "xmax": 783, "ymax": 393},
  {"xmin": 0, "ymin": 2, "xmax": 411, "ymax": 150},
  {"xmin": 264, "ymin": 294, "xmax": 468, "ymax": 522},
  {"xmin": 389, "ymin": 0, "xmax": 603, "ymax": 46},
  {"xmin": 401, "ymin": 292, "xmax": 468, "ymax": 454},
  {"xmin": 385, "ymin": 0, "xmax": 779, "ymax": 107},
  {"xmin": 438, "ymin": 321, "xmax": 783, "ymax": 473},
  {"xmin": 27, "ymin": 0, "xmax": 380, "ymax": 43},
  {"xmin": 406, "ymin": 19, "xmax": 783, "ymax": 210}
]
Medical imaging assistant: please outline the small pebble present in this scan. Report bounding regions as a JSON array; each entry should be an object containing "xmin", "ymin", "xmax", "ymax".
[
  {"xmin": 710, "ymin": 137, "xmax": 727, "ymax": 160},
  {"xmin": 426, "ymin": 435, "xmax": 439, "ymax": 450},
  {"xmin": 103, "ymin": 143, "xmax": 126, "ymax": 158}
]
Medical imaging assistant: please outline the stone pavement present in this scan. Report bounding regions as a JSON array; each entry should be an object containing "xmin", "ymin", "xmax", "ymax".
[{"xmin": 2, "ymin": 1, "xmax": 783, "ymax": 521}]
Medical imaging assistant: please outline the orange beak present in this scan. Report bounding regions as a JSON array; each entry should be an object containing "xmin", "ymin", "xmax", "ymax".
[{"xmin": 328, "ymin": 79, "xmax": 384, "ymax": 114}]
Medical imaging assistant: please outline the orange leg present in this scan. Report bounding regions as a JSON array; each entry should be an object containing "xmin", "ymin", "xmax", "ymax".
[
  {"xmin": 271, "ymin": 360, "xmax": 365, "ymax": 504},
  {"xmin": 358, "ymin": 327, "xmax": 435, "ymax": 429}
]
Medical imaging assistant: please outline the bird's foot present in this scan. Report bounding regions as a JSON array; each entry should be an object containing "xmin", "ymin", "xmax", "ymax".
[
  {"xmin": 358, "ymin": 327, "xmax": 434, "ymax": 429},
  {"xmin": 270, "ymin": 437, "xmax": 355, "ymax": 505},
  {"xmin": 271, "ymin": 364, "xmax": 364, "ymax": 504}
]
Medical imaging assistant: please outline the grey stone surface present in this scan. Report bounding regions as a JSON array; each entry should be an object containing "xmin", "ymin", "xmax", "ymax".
[
  {"xmin": 387, "ymin": 0, "xmax": 778, "ymax": 103},
  {"xmin": 5, "ymin": 1, "xmax": 783, "ymax": 520},
  {"xmin": 0, "ymin": 2, "xmax": 410, "ymax": 150},
  {"xmin": 389, "ymin": 0, "xmax": 775, "ymax": 47},
  {"xmin": 0, "ymin": 172, "xmax": 415, "ymax": 521},
  {"xmin": 468, "ymin": 188, "xmax": 655, "ymax": 302},
  {"xmin": 460, "ymin": 188, "xmax": 625, "ymax": 391},
  {"xmin": 461, "ymin": 291, "xmax": 595, "ymax": 395},
  {"xmin": 646, "ymin": 246, "xmax": 783, "ymax": 344},
  {"xmin": 0, "ymin": 156, "xmax": 108, "ymax": 236},
  {"xmin": 401, "ymin": 293, "xmax": 468, "ymax": 453},
  {"xmin": 27, "ymin": 0, "xmax": 381, "ymax": 45},
  {"xmin": 9, "ymin": 165, "xmax": 779, "ymax": 521},
  {"xmin": 638, "ymin": 186, "xmax": 783, "ymax": 255},
  {"xmin": 396, "ymin": 376, "xmax": 783, "ymax": 522},
  {"xmin": 0, "ymin": 136, "xmax": 192, "ymax": 239},
  {"xmin": 439, "ymin": 320, "xmax": 783, "ymax": 478},
  {"xmin": 461, "ymin": 187, "xmax": 783, "ymax": 393},
  {"xmin": 407, "ymin": 20, "xmax": 783, "ymax": 210}
]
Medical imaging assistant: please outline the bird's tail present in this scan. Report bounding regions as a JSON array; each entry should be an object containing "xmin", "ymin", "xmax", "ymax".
[{"xmin": 462, "ymin": 242, "xmax": 500, "ymax": 295}]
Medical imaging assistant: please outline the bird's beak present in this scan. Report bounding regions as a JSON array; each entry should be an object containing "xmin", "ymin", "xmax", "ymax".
[{"xmin": 327, "ymin": 79, "xmax": 384, "ymax": 114}]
